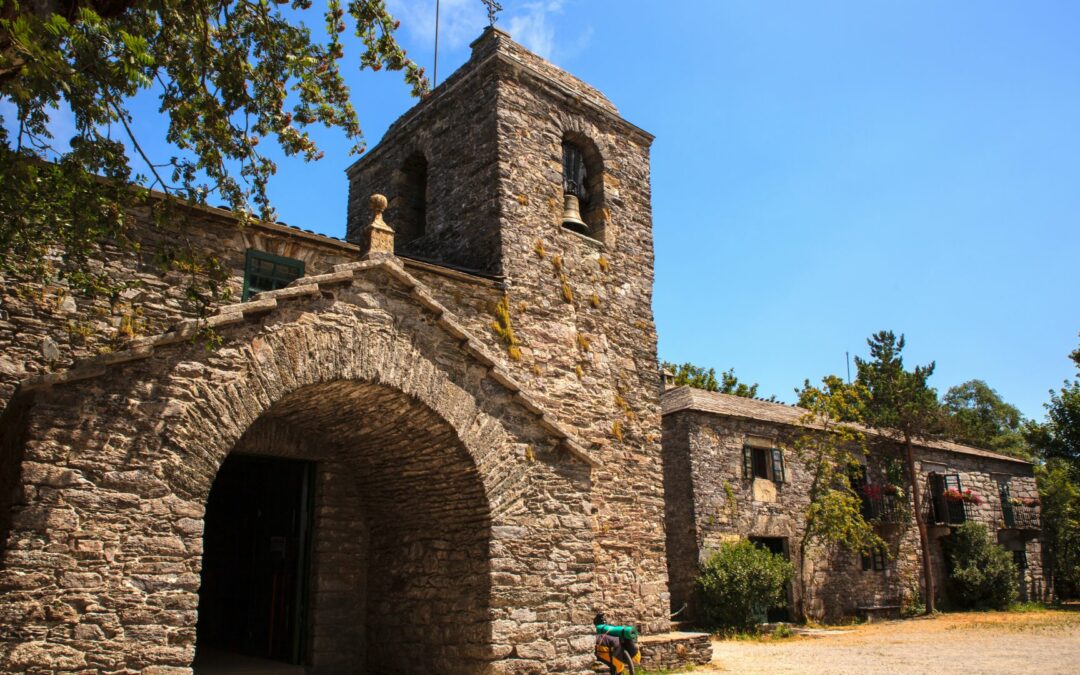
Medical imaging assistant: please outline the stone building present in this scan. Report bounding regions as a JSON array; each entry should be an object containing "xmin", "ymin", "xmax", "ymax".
[
  {"xmin": 0, "ymin": 28, "xmax": 712, "ymax": 674},
  {"xmin": 661, "ymin": 386, "xmax": 1045, "ymax": 623}
]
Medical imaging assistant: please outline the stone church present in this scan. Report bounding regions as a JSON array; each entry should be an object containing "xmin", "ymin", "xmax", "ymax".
[
  {"xmin": 0, "ymin": 25, "xmax": 1044, "ymax": 675},
  {"xmin": 0, "ymin": 27, "xmax": 708, "ymax": 674}
]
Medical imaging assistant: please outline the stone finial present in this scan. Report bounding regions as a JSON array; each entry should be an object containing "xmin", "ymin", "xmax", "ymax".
[
  {"xmin": 358, "ymin": 193, "xmax": 395, "ymax": 259},
  {"xmin": 370, "ymin": 193, "xmax": 388, "ymax": 219}
]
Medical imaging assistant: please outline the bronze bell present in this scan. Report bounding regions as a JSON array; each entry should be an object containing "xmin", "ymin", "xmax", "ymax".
[{"xmin": 562, "ymin": 193, "xmax": 588, "ymax": 233}]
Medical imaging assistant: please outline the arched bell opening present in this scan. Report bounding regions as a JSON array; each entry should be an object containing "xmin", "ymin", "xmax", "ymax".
[
  {"xmin": 192, "ymin": 380, "xmax": 492, "ymax": 675},
  {"xmin": 561, "ymin": 133, "xmax": 606, "ymax": 241}
]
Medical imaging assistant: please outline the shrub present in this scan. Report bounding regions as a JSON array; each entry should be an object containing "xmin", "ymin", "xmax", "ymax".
[
  {"xmin": 942, "ymin": 522, "xmax": 1018, "ymax": 610},
  {"xmin": 695, "ymin": 540, "xmax": 794, "ymax": 631}
]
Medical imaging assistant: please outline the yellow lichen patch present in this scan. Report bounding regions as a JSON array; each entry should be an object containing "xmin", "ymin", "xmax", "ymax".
[
  {"xmin": 490, "ymin": 294, "xmax": 521, "ymax": 360},
  {"xmin": 531, "ymin": 363, "xmax": 543, "ymax": 376},
  {"xmin": 633, "ymin": 319, "xmax": 649, "ymax": 330},
  {"xmin": 589, "ymin": 293, "xmax": 601, "ymax": 308},
  {"xmin": 576, "ymin": 333, "xmax": 591, "ymax": 352},
  {"xmin": 515, "ymin": 194, "xmax": 529, "ymax": 206},
  {"xmin": 597, "ymin": 255, "xmax": 610, "ymax": 273},
  {"xmin": 525, "ymin": 445, "xmax": 536, "ymax": 462},
  {"xmin": 533, "ymin": 239, "xmax": 546, "ymax": 259},
  {"xmin": 614, "ymin": 394, "xmax": 630, "ymax": 414},
  {"xmin": 575, "ymin": 364, "xmax": 584, "ymax": 379},
  {"xmin": 551, "ymin": 254, "xmax": 564, "ymax": 272},
  {"xmin": 612, "ymin": 420, "xmax": 624, "ymax": 442},
  {"xmin": 65, "ymin": 320, "xmax": 94, "ymax": 345},
  {"xmin": 560, "ymin": 275, "xmax": 574, "ymax": 304}
]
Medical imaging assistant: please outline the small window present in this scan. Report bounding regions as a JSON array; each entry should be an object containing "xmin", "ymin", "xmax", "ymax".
[
  {"xmin": 1013, "ymin": 550, "xmax": 1028, "ymax": 569},
  {"xmin": 743, "ymin": 444, "xmax": 784, "ymax": 484},
  {"xmin": 243, "ymin": 249, "xmax": 304, "ymax": 300},
  {"xmin": 929, "ymin": 472, "xmax": 966, "ymax": 525},
  {"xmin": 861, "ymin": 549, "xmax": 886, "ymax": 572}
]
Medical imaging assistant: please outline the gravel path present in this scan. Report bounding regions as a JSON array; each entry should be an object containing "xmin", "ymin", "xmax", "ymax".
[{"xmin": 696, "ymin": 610, "xmax": 1080, "ymax": 675}]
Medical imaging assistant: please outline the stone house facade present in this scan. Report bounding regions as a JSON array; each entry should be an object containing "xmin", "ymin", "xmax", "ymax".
[
  {"xmin": 0, "ymin": 27, "xmax": 715, "ymax": 674},
  {"xmin": 662, "ymin": 386, "xmax": 1045, "ymax": 623}
]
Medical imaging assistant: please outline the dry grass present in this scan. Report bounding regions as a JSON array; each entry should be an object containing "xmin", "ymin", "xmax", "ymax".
[{"xmin": 702, "ymin": 609, "xmax": 1080, "ymax": 674}]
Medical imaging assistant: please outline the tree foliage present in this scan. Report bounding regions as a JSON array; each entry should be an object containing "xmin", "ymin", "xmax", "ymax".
[
  {"xmin": 0, "ymin": 0, "xmax": 426, "ymax": 291},
  {"xmin": 1037, "ymin": 461, "xmax": 1080, "ymax": 599},
  {"xmin": 695, "ymin": 540, "xmax": 794, "ymax": 631},
  {"xmin": 941, "ymin": 379, "xmax": 1031, "ymax": 459},
  {"xmin": 1028, "ymin": 336, "xmax": 1080, "ymax": 600},
  {"xmin": 1026, "ymin": 336, "xmax": 1080, "ymax": 473},
  {"xmin": 854, "ymin": 331, "xmax": 942, "ymax": 438},
  {"xmin": 662, "ymin": 361, "xmax": 765, "ymax": 398},
  {"xmin": 852, "ymin": 330, "xmax": 942, "ymax": 613},
  {"xmin": 792, "ymin": 375, "xmax": 884, "ymax": 619},
  {"xmin": 941, "ymin": 522, "xmax": 1018, "ymax": 610}
]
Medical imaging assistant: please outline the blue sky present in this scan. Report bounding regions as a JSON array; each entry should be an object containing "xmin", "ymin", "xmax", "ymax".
[{"xmin": 17, "ymin": 1, "xmax": 1080, "ymax": 419}]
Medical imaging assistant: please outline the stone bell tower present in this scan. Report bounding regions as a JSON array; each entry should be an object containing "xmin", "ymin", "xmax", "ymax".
[{"xmin": 347, "ymin": 27, "xmax": 670, "ymax": 634}]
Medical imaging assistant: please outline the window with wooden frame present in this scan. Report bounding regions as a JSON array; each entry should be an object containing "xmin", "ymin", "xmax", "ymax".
[
  {"xmin": 742, "ymin": 444, "xmax": 785, "ymax": 484},
  {"xmin": 861, "ymin": 548, "xmax": 886, "ymax": 572},
  {"xmin": 243, "ymin": 249, "xmax": 304, "ymax": 300},
  {"xmin": 928, "ymin": 472, "xmax": 966, "ymax": 525}
]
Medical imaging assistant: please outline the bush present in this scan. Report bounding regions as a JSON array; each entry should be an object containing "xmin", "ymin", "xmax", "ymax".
[
  {"xmin": 695, "ymin": 540, "xmax": 794, "ymax": 631},
  {"xmin": 942, "ymin": 522, "xmax": 1019, "ymax": 610}
]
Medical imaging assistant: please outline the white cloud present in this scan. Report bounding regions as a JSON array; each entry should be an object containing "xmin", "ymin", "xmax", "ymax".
[
  {"xmin": 388, "ymin": 0, "xmax": 590, "ymax": 64},
  {"xmin": 389, "ymin": 0, "xmax": 485, "ymax": 51}
]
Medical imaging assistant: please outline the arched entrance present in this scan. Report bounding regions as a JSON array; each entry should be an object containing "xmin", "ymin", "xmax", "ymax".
[
  {"xmin": 0, "ymin": 266, "xmax": 597, "ymax": 673},
  {"xmin": 192, "ymin": 381, "xmax": 492, "ymax": 673}
]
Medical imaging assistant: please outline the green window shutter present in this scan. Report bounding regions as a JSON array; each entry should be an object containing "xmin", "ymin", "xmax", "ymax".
[
  {"xmin": 1000, "ymin": 483, "xmax": 1015, "ymax": 528},
  {"xmin": 743, "ymin": 445, "xmax": 753, "ymax": 479},
  {"xmin": 243, "ymin": 249, "xmax": 305, "ymax": 300},
  {"xmin": 771, "ymin": 448, "xmax": 785, "ymax": 483},
  {"xmin": 944, "ymin": 474, "xmax": 966, "ymax": 524},
  {"xmin": 928, "ymin": 472, "xmax": 946, "ymax": 523}
]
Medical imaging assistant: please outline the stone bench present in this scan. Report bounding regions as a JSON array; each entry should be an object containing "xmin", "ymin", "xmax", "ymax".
[
  {"xmin": 592, "ymin": 631, "xmax": 712, "ymax": 672},
  {"xmin": 856, "ymin": 605, "xmax": 901, "ymax": 623}
]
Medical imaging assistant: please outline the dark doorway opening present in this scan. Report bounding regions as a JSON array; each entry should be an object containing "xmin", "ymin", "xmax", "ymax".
[
  {"xmin": 750, "ymin": 536, "xmax": 792, "ymax": 622},
  {"xmin": 195, "ymin": 454, "xmax": 314, "ymax": 668}
]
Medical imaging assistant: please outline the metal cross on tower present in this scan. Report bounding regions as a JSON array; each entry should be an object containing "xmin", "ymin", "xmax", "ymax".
[{"xmin": 481, "ymin": 0, "xmax": 503, "ymax": 26}]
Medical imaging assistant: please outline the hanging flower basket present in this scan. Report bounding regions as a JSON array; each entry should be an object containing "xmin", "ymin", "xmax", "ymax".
[{"xmin": 944, "ymin": 488, "xmax": 981, "ymax": 505}]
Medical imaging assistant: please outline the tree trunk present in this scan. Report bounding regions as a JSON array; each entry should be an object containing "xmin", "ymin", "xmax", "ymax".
[
  {"xmin": 797, "ymin": 536, "xmax": 809, "ymax": 622},
  {"xmin": 905, "ymin": 436, "xmax": 936, "ymax": 613}
]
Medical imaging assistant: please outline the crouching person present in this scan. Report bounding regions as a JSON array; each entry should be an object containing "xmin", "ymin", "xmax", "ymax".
[{"xmin": 593, "ymin": 612, "xmax": 640, "ymax": 674}]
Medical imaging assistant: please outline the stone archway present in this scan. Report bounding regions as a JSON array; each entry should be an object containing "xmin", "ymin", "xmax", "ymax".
[
  {"xmin": 0, "ymin": 262, "xmax": 597, "ymax": 674},
  {"xmin": 194, "ymin": 381, "xmax": 495, "ymax": 673}
]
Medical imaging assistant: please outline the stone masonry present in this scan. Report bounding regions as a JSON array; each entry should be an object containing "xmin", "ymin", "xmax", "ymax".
[
  {"xmin": 662, "ymin": 386, "xmax": 1045, "ymax": 623},
  {"xmin": 349, "ymin": 27, "xmax": 669, "ymax": 633},
  {"xmin": 0, "ymin": 27, "xmax": 708, "ymax": 674}
]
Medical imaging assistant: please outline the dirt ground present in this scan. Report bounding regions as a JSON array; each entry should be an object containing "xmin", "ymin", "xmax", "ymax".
[{"xmin": 697, "ymin": 610, "xmax": 1080, "ymax": 674}]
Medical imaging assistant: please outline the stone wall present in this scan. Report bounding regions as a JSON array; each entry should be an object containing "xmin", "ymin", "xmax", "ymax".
[
  {"xmin": 350, "ymin": 28, "xmax": 670, "ymax": 633},
  {"xmin": 0, "ymin": 203, "xmax": 357, "ymax": 418},
  {"xmin": 0, "ymin": 262, "xmax": 599, "ymax": 673},
  {"xmin": 487, "ymin": 31, "xmax": 668, "ymax": 633},
  {"xmin": 0, "ymin": 26, "xmax": 680, "ymax": 671},
  {"xmin": 345, "ymin": 33, "xmax": 503, "ymax": 274},
  {"xmin": 914, "ymin": 446, "xmax": 1045, "ymax": 605},
  {"xmin": 663, "ymin": 400, "xmax": 1045, "ymax": 623}
]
